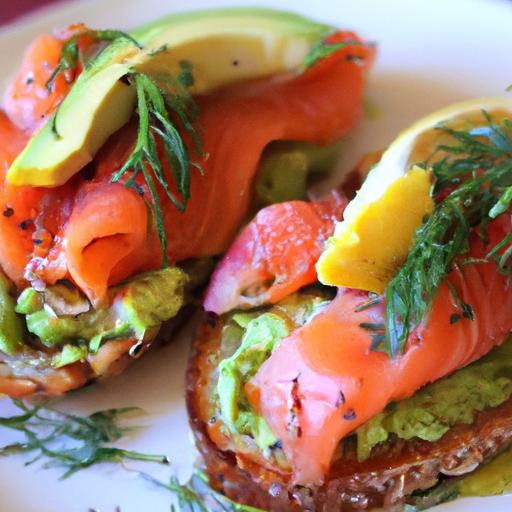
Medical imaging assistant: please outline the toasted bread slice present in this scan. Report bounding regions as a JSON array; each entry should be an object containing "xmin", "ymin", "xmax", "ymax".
[{"xmin": 187, "ymin": 312, "xmax": 512, "ymax": 511}]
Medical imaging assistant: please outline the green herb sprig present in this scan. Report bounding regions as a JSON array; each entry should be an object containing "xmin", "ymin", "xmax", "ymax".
[
  {"xmin": 381, "ymin": 112, "xmax": 512, "ymax": 357},
  {"xmin": 46, "ymin": 30, "xmax": 142, "ymax": 91},
  {"xmin": 141, "ymin": 471, "xmax": 265, "ymax": 512},
  {"xmin": 50, "ymin": 31, "xmax": 203, "ymax": 265},
  {"xmin": 302, "ymin": 38, "xmax": 364, "ymax": 69},
  {"xmin": 110, "ymin": 69, "xmax": 201, "ymax": 266},
  {"xmin": 0, "ymin": 399, "xmax": 169, "ymax": 478}
]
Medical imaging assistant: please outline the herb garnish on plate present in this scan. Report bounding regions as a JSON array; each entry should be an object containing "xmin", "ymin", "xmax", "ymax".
[
  {"xmin": 141, "ymin": 471, "xmax": 265, "ymax": 512},
  {"xmin": 0, "ymin": 399, "xmax": 260, "ymax": 510},
  {"xmin": 0, "ymin": 399, "xmax": 168, "ymax": 478}
]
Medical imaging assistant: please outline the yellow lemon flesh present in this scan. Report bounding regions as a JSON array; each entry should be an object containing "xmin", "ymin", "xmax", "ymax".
[
  {"xmin": 317, "ymin": 96, "xmax": 512, "ymax": 293},
  {"xmin": 319, "ymin": 165, "xmax": 433, "ymax": 293}
]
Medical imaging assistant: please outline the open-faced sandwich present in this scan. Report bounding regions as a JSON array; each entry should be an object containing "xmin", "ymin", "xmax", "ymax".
[
  {"xmin": 188, "ymin": 97, "xmax": 512, "ymax": 510},
  {"xmin": 0, "ymin": 8, "xmax": 374, "ymax": 396}
]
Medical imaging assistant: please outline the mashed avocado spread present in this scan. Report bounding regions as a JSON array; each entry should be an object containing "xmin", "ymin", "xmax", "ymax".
[
  {"xmin": 14, "ymin": 267, "xmax": 187, "ymax": 366},
  {"xmin": 356, "ymin": 336, "xmax": 512, "ymax": 461},
  {"xmin": 409, "ymin": 443, "xmax": 512, "ymax": 510},
  {"xmin": 0, "ymin": 271, "xmax": 25, "ymax": 355},
  {"xmin": 458, "ymin": 444, "xmax": 512, "ymax": 497},
  {"xmin": 254, "ymin": 141, "xmax": 342, "ymax": 208},
  {"xmin": 217, "ymin": 292, "xmax": 330, "ymax": 454}
]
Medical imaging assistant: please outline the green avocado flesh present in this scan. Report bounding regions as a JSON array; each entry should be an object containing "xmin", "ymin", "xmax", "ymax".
[
  {"xmin": 356, "ymin": 335, "xmax": 512, "ymax": 461},
  {"xmin": 8, "ymin": 7, "xmax": 332, "ymax": 188},
  {"xmin": 131, "ymin": 8, "xmax": 332, "ymax": 94},
  {"xmin": 0, "ymin": 271, "xmax": 25, "ymax": 355},
  {"xmin": 458, "ymin": 444, "xmax": 512, "ymax": 496},
  {"xmin": 216, "ymin": 292, "xmax": 330, "ymax": 455},
  {"xmin": 253, "ymin": 141, "xmax": 342, "ymax": 208},
  {"xmin": 215, "ymin": 291, "xmax": 512, "ymax": 479},
  {"xmin": 218, "ymin": 312, "xmax": 288, "ymax": 451},
  {"xmin": 7, "ymin": 39, "xmax": 139, "ymax": 187},
  {"xmin": 13, "ymin": 267, "xmax": 187, "ymax": 366}
]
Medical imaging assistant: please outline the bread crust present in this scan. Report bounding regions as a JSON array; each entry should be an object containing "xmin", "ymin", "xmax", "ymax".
[{"xmin": 187, "ymin": 313, "xmax": 512, "ymax": 511}]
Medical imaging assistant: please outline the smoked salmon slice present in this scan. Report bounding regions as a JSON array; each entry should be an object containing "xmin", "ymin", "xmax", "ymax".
[
  {"xmin": 204, "ymin": 190, "xmax": 347, "ymax": 314},
  {"xmin": 4, "ymin": 24, "xmax": 90, "ymax": 133},
  {"xmin": 248, "ymin": 215, "xmax": 512, "ymax": 485},
  {"xmin": 0, "ymin": 111, "xmax": 34, "ymax": 284},
  {"xmin": 0, "ymin": 31, "xmax": 374, "ymax": 304},
  {"xmin": 64, "ymin": 182, "xmax": 154, "ymax": 305}
]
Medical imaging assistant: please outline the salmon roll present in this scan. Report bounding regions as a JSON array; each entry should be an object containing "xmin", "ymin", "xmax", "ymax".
[{"xmin": 188, "ymin": 99, "xmax": 512, "ymax": 510}]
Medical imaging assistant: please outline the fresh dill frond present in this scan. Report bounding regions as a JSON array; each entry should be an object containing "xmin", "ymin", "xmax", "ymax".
[
  {"xmin": 50, "ymin": 29, "xmax": 203, "ymax": 265},
  {"xmin": 359, "ymin": 322, "xmax": 386, "ymax": 352},
  {"xmin": 142, "ymin": 472, "xmax": 208, "ymax": 512},
  {"xmin": 46, "ymin": 29, "xmax": 142, "ymax": 91},
  {"xmin": 446, "ymin": 281, "xmax": 474, "ymax": 321},
  {"xmin": 302, "ymin": 38, "xmax": 363, "ymax": 69},
  {"xmin": 354, "ymin": 293, "xmax": 381, "ymax": 312},
  {"xmin": 167, "ymin": 60, "xmax": 203, "ymax": 156},
  {"xmin": 381, "ymin": 112, "xmax": 512, "ymax": 357},
  {"xmin": 110, "ymin": 69, "xmax": 202, "ymax": 266},
  {"xmin": 0, "ymin": 399, "xmax": 169, "ymax": 478},
  {"xmin": 141, "ymin": 471, "xmax": 266, "ymax": 512}
]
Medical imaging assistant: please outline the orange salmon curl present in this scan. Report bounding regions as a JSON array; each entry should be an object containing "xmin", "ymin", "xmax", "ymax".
[
  {"xmin": 4, "ymin": 24, "xmax": 92, "ymax": 133},
  {"xmin": 0, "ymin": 31, "xmax": 374, "ymax": 304},
  {"xmin": 248, "ymin": 216, "xmax": 512, "ymax": 484}
]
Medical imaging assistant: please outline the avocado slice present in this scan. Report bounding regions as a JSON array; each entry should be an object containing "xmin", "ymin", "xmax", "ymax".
[
  {"xmin": 7, "ymin": 37, "xmax": 139, "ymax": 187},
  {"xmin": 253, "ymin": 141, "xmax": 343, "ymax": 207},
  {"xmin": 131, "ymin": 7, "xmax": 332, "ymax": 94},
  {"xmin": 8, "ymin": 64, "xmax": 137, "ymax": 187},
  {"xmin": 7, "ymin": 8, "xmax": 332, "ymax": 188}
]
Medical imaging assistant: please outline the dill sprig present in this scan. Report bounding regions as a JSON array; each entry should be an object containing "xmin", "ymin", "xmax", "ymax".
[
  {"xmin": 141, "ymin": 471, "xmax": 265, "ymax": 512},
  {"xmin": 110, "ymin": 68, "xmax": 201, "ymax": 266},
  {"xmin": 0, "ymin": 399, "xmax": 169, "ymax": 478},
  {"xmin": 382, "ymin": 112, "xmax": 512, "ymax": 357},
  {"xmin": 354, "ymin": 292, "xmax": 381, "ymax": 312},
  {"xmin": 46, "ymin": 30, "xmax": 142, "ymax": 91},
  {"xmin": 302, "ymin": 37, "xmax": 364, "ymax": 69},
  {"xmin": 50, "ymin": 30, "xmax": 203, "ymax": 266}
]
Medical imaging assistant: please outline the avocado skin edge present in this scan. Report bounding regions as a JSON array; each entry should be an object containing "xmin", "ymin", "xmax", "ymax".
[{"xmin": 131, "ymin": 7, "xmax": 333, "ymax": 43}]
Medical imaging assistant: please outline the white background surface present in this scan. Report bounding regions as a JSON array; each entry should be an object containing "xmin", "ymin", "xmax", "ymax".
[{"xmin": 0, "ymin": 0, "xmax": 512, "ymax": 510}]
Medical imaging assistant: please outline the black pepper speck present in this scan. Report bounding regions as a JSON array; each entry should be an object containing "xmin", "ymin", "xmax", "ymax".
[
  {"xmin": 205, "ymin": 312, "xmax": 218, "ymax": 328},
  {"xmin": 343, "ymin": 408, "xmax": 357, "ymax": 421},
  {"xmin": 271, "ymin": 440, "xmax": 282, "ymax": 450},
  {"xmin": 18, "ymin": 219, "xmax": 33, "ymax": 230},
  {"xmin": 450, "ymin": 313, "xmax": 461, "ymax": 325}
]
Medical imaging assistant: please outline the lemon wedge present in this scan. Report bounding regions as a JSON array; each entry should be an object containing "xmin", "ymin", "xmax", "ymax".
[{"xmin": 317, "ymin": 96, "xmax": 512, "ymax": 293}]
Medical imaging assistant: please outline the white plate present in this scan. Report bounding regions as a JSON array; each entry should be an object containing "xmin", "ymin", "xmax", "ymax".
[{"xmin": 1, "ymin": 0, "xmax": 512, "ymax": 510}]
